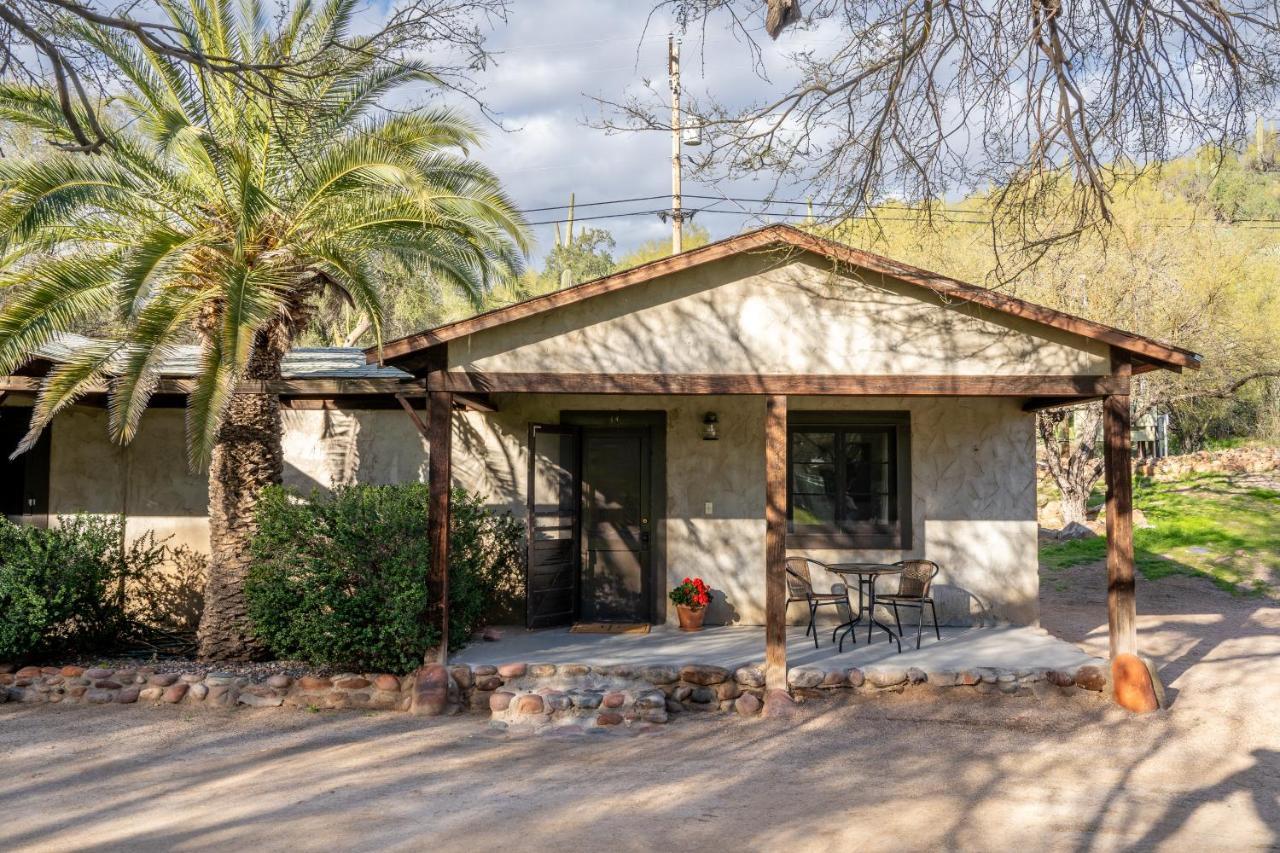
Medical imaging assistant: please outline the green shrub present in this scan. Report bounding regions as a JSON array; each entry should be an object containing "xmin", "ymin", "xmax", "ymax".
[
  {"xmin": 0, "ymin": 515, "xmax": 167, "ymax": 661},
  {"xmin": 245, "ymin": 483, "xmax": 523, "ymax": 673}
]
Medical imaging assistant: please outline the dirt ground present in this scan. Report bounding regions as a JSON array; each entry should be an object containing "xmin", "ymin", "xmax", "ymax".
[{"xmin": 2, "ymin": 565, "xmax": 1278, "ymax": 852}]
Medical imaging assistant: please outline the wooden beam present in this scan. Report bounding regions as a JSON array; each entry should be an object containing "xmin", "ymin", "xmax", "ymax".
[
  {"xmin": 431, "ymin": 371, "xmax": 1130, "ymax": 398},
  {"xmin": 1104, "ymin": 350, "xmax": 1136, "ymax": 659},
  {"xmin": 452, "ymin": 392, "xmax": 498, "ymax": 413},
  {"xmin": 1022, "ymin": 395, "xmax": 1105, "ymax": 413},
  {"xmin": 1, "ymin": 375, "xmax": 424, "ymax": 397},
  {"xmin": 764, "ymin": 394, "xmax": 788, "ymax": 692},
  {"xmin": 424, "ymin": 346, "xmax": 452, "ymax": 666}
]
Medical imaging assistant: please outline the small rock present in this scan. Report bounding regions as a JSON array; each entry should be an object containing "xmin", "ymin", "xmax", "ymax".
[
  {"xmin": 373, "ymin": 674, "xmax": 400, "ymax": 692},
  {"xmin": 204, "ymin": 672, "xmax": 239, "ymax": 687},
  {"xmin": 690, "ymin": 686, "xmax": 717, "ymax": 704},
  {"xmin": 680, "ymin": 664, "xmax": 729, "ymax": 685},
  {"xmin": 1056, "ymin": 521, "xmax": 1098, "ymax": 541},
  {"xmin": 639, "ymin": 664, "xmax": 679, "ymax": 684},
  {"xmin": 602, "ymin": 692, "xmax": 626, "ymax": 709},
  {"xmin": 787, "ymin": 667, "xmax": 824, "ymax": 689},
  {"xmin": 596, "ymin": 711, "xmax": 623, "ymax": 726},
  {"xmin": 571, "ymin": 691, "xmax": 603, "ymax": 709},
  {"xmin": 529, "ymin": 664, "xmax": 557, "ymax": 679},
  {"xmin": 1075, "ymin": 665, "xmax": 1108, "ymax": 692},
  {"xmin": 266, "ymin": 674, "xmax": 293, "ymax": 689},
  {"xmin": 239, "ymin": 692, "xmax": 284, "ymax": 708},
  {"xmin": 714, "ymin": 681, "xmax": 741, "ymax": 701},
  {"xmin": 473, "ymin": 665, "xmax": 498, "ymax": 677},
  {"xmin": 489, "ymin": 692, "xmax": 514, "ymax": 712},
  {"xmin": 820, "ymin": 670, "xmax": 847, "ymax": 688},
  {"xmin": 558, "ymin": 664, "xmax": 591, "ymax": 678},
  {"xmin": 545, "ymin": 692, "xmax": 572, "ymax": 712},
  {"xmin": 906, "ymin": 667, "xmax": 928, "ymax": 685},
  {"xmin": 85, "ymin": 688, "xmax": 116, "ymax": 704},
  {"xmin": 188, "ymin": 683, "xmax": 208, "ymax": 701},
  {"xmin": 516, "ymin": 695, "xmax": 545, "ymax": 714},
  {"xmin": 163, "ymin": 684, "xmax": 189, "ymax": 704},
  {"xmin": 955, "ymin": 670, "xmax": 981, "ymax": 686},
  {"xmin": 297, "ymin": 675, "xmax": 331, "ymax": 691},
  {"xmin": 866, "ymin": 669, "xmax": 907, "ymax": 688},
  {"xmin": 635, "ymin": 690, "xmax": 666, "ymax": 710},
  {"xmin": 333, "ymin": 677, "xmax": 370, "ymax": 690},
  {"xmin": 94, "ymin": 681, "xmax": 123, "ymax": 690},
  {"xmin": 180, "ymin": 673, "xmax": 204, "ymax": 684},
  {"xmin": 116, "ymin": 687, "xmax": 141, "ymax": 704},
  {"xmin": 673, "ymin": 685, "xmax": 692, "ymax": 702},
  {"xmin": 846, "ymin": 668, "xmax": 866, "ymax": 688},
  {"xmin": 1047, "ymin": 670, "xmax": 1076, "ymax": 688},
  {"xmin": 762, "ymin": 688, "xmax": 799, "ymax": 719},
  {"xmin": 148, "ymin": 673, "xmax": 180, "ymax": 688},
  {"xmin": 735, "ymin": 693, "xmax": 762, "ymax": 716},
  {"xmin": 734, "ymin": 665, "xmax": 766, "ymax": 688},
  {"xmin": 481, "ymin": 627, "xmax": 503, "ymax": 642},
  {"xmin": 475, "ymin": 675, "xmax": 502, "ymax": 691},
  {"xmin": 139, "ymin": 686, "xmax": 164, "ymax": 702},
  {"xmin": 497, "ymin": 662, "xmax": 527, "ymax": 679},
  {"xmin": 60, "ymin": 665, "xmax": 85, "ymax": 678}
]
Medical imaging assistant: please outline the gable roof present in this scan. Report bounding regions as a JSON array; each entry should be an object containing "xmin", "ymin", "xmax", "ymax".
[{"xmin": 368, "ymin": 224, "xmax": 1201, "ymax": 373}]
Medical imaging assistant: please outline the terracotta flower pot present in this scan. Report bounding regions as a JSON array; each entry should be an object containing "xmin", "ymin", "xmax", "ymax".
[{"xmin": 676, "ymin": 604, "xmax": 706, "ymax": 632}]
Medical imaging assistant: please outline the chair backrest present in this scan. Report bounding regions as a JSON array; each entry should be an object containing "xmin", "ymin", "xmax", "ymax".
[
  {"xmin": 785, "ymin": 557, "xmax": 818, "ymax": 597},
  {"xmin": 894, "ymin": 560, "xmax": 940, "ymax": 598}
]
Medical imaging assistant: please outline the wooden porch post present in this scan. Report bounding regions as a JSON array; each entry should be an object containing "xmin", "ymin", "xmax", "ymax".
[
  {"xmin": 425, "ymin": 347, "xmax": 453, "ymax": 665},
  {"xmin": 764, "ymin": 394, "xmax": 788, "ymax": 691},
  {"xmin": 1104, "ymin": 351, "xmax": 1136, "ymax": 659}
]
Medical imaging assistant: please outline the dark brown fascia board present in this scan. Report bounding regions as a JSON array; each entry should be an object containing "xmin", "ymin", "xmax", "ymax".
[{"xmin": 368, "ymin": 224, "xmax": 1202, "ymax": 373}]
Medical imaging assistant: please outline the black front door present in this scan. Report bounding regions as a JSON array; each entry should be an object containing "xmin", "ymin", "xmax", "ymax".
[{"xmin": 579, "ymin": 428, "xmax": 652, "ymax": 622}]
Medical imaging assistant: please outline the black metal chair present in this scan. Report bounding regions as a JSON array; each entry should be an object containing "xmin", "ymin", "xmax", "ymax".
[
  {"xmin": 878, "ymin": 559, "xmax": 942, "ymax": 650},
  {"xmin": 786, "ymin": 557, "xmax": 849, "ymax": 648}
]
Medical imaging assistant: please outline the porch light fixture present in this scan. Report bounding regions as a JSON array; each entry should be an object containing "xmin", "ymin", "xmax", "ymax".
[{"xmin": 701, "ymin": 412, "xmax": 719, "ymax": 441}]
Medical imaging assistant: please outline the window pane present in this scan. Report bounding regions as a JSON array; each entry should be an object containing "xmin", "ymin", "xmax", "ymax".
[
  {"xmin": 792, "ymin": 431, "xmax": 834, "ymax": 463},
  {"xmin": 841, "ymin": 430, "xmax": 894, "ymax": 527},
  {"xmin": 792, "ymin": 491, "xmax": 836, "ymax": 526}
]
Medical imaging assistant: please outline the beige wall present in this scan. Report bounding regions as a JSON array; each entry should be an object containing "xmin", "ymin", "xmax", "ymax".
[
  {"xmin": 448, "ymin": 253, "xmax": 1110, "ymax": 377},
  {"xmin": 47, "ymin": 406, "xmax": 430, "ymax": 554},
  {"xmin": 40, "ymin": 393, "xmax": 1037, "ymax": 628},
  {"xmin": 454, "ymin": 394, "xmax": 1038, "ymax": 628}
]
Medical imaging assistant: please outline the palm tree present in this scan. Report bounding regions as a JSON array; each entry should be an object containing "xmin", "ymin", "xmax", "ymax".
[{"xmin": 0, "ymin": 0, "xmax": 528, "ymax": 660}]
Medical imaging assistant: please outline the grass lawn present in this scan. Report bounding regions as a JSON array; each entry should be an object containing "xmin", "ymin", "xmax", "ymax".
[{"xmin": 1040, "ymin": 473, "xmax": 1280, "ymax": 595}]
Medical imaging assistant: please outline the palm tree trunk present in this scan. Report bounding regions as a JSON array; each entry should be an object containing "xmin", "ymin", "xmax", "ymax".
[{"xmin": 197, "ymin": 339, "xmax": 285, "ymax": 661}]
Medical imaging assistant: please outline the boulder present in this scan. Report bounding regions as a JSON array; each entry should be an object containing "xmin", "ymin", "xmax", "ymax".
[
  {"xmin": 786, "ymin": 667, "xmax": 824, "ymax": 689},
  {"xmin": 163, "ymin": 683, "xmax": 190, "ymax": 704},
  {"xmin": 761, "ymin": 688, "xmax": 800, "ymax": 719},
  {"xmin": 734, "ymin": 693, "xmax": 762, "ymax": 716},
  {"xmin": 409, "ymin": 663, "xmax": 451, "ymax": 716},
  {"xmin": 1112, "ymin": 654, "xmax": 1161, "ymax": 713}
]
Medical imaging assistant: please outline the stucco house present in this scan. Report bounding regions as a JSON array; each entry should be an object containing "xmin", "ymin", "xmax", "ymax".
[{"xmin": 1, "ymin": 225, "xmax": 1199, "ymax": 687}]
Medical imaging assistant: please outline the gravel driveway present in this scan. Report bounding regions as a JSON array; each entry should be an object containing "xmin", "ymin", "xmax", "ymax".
[{"xmin": 2, "ymin": 565, "xmax": 1277, "ymax": 852}]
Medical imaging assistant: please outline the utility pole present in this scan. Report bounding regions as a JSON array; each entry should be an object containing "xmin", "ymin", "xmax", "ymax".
[{"xmin": 669, "ymin": 34, "xmax": 683, "ymax": 255}]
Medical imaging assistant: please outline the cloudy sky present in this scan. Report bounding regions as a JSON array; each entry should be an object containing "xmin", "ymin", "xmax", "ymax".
[{"xmin": 409, "ymin": 1, "xmax": 835, "ymax": 266}]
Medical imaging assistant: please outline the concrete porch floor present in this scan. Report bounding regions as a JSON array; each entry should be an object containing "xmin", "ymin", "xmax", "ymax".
[{"xmin": 451, "ymin": 623, "xmax": 1100, "ymax": 672}]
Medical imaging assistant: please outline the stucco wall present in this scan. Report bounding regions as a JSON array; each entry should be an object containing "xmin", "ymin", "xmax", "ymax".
[
  {"xmin": 46, "ymin": 406, "xmax": 430, "ymax": 554},
  {"xmin": 448, "ymin": 253, "xmax": 1110, "ymax": 377},
  {"xmin": 454, "ymin": 394, "xmax": 1038, "ymax": 628}
]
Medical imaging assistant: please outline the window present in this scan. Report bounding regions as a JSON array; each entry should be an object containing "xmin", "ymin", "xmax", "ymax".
[{"xmin": 787, "ymin": 412, "xmax": 911, "ymax": 549}]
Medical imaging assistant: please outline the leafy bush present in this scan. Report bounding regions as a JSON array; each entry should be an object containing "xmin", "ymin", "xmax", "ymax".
[
  {"xmin": 245, "ymin": 483, "xmax": 523, "ymax": 673},
  {"xmin": 0, "ymin": 515, "xmax": 168, "ymax": 661}
]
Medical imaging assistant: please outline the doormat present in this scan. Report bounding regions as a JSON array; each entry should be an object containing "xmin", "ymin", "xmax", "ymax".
[{"xmin": 569, "ymin": 623, "xmax": 651, "ymax": 635}]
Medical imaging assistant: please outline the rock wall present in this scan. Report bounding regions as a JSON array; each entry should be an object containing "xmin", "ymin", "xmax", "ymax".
[{"xmin": 0, "ymin": 658, "xmax": 1114, "ymax": 729}]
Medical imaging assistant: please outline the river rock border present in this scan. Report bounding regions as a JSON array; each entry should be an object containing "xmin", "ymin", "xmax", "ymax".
[{"xmin": 0, "ymin": 660, "xmax": 1112, "ymax": 728}]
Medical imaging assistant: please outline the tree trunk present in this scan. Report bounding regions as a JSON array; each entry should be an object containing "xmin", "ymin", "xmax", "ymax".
[
  {"xmin": 1038, "ymin": 404, "xmax": 1105, "ymax": 529},
  {"xmin": 196, "ymin": 338, "xmax": 285, "ymax": 661}
]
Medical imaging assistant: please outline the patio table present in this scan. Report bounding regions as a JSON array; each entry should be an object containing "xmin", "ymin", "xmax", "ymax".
[{"xmin": 829, "ymin": 563, "xmax": 903, "ymax": 653}]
